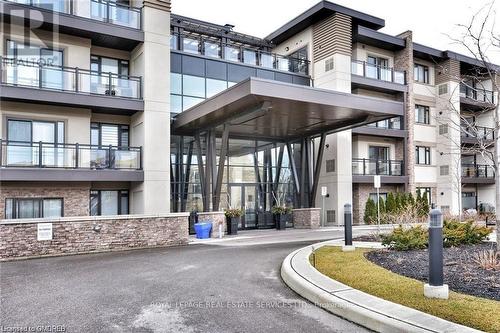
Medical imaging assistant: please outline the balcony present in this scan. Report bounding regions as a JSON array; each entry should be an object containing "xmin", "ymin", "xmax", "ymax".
[
  {"xmin": 1, "ymin": 0, "xmax": 143, "ymax": 50},
  {"xmin": 460, "ymin": 84, "xmax": 496, "ymax": 110},
  {"xmin": 171, "ymin": 32, "xmax": 310, "ymax": 76},
  {"xmin": 461, "ymin": 125, "xmax": 495, "ymax": 144},
  {"xmin": 351, "ymin": 60, "xmax": 407, "ymax": 93},
  {"xmin": 352, "ymin": 158, "xmax": 407, "ymax": 184},
  {"xmin": 461, "ymin": 164, "xmax": 495, "ymax": 184},
  {"xmin": 0, "ymin": 140, "xmax": 143, "ymax": 182},
  {"xmin": 352, "ymin": 117, "xmax": 406, "ymax": 138},
  {"xmin": 0, "ymin": 57, "xmax": 143, "ymax": 114}
]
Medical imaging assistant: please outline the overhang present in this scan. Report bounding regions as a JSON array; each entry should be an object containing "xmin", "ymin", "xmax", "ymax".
[
  {"xmin": 353, "ymin": 26, "xmax": 405, "ymax": 51},
  {"xmin": 1, "ymin": 1, "xmax": 143, "ymax": 51},
  {"xmin": 0, "ymin": 168, "xmax": 144, "ymax": 182},
  {"xmin": 265, "ymin": 1, "xmax": 385, "ymax": 45},
  {"xmin": 172, "ymin": 77, "xmax": 404, "ymax": 141}
]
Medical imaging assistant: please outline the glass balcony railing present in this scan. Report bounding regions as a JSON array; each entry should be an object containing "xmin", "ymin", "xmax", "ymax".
[
  {"xmin": 0, "ymin": 57, "xmax": 142, "ymax": 99},
  {"xmin": 366, "ymin": 116, "xmax": 403, "ymax": 130},
  {"xmin": 5, "ymin": 0, "xmax": 142, "ymax": 29},
  {"xmin": 461, "ymin": 125, "xmax": 495, "ymax": 140},
  {"xmin": 352, "ymin": 159, "xmax": 404, "ymax": 176},
  {"xmin": 170, "ymin": 32, "xmax": 310, "ymax": 76},
  {"xmin": 0, "ymin": 140, "xmax": 142, "ymax": 170},
  {"xmin": 460, "ymin": 84, "xmax": 495, "ymax": 104},
  {"xmin": 461, "ymin": 164, "xmax": 495, "ymax": 178},
  {"xmin": 351, "ymin": 60, "xmax": 406, "ymax": 84}
]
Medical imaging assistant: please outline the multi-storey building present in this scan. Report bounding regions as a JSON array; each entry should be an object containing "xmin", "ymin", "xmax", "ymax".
[{"xmin": 1, "ymin": 0, "xmax": 498, "ymax": 228}]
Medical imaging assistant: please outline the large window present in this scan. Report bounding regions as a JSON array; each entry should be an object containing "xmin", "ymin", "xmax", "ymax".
[
  {"xmin": 5, "ymin": 198, "xmax": 63, "ymax": 219},
  {"xmin": 90, "ymin": 190, "xmax": 129, "ymax": 216},
  {"xmin": 416, "ymin": 146, "xmax": 431, "ymax": 165},
  {"xmin": 415, "ymin": 105, "xmax": 430, "ymax": 124},
  {"xmin": 414, "ymin": 63, "xmax": 429, "ymax": 84},
  {"xmin": 90, "ymin": 123, "xmax": 129, "ymax": 147}
]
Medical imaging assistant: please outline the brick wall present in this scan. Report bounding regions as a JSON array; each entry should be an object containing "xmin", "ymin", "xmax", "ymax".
[
  {"xmin": 0, "ymin": 214, "xmax": 189, "ymax": 260},
  {"xmin": 293, "ymin": 208, "xmax": 320, "ymax": 229},
  {"xmin": 0, "ymin": 183, "xmax": 90, "ymax": 218}
]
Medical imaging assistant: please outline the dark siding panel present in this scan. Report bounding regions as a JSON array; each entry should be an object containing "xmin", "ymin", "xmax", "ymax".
[
  {"xmin": 256, "ymin": 69, "xmax": 275, "ymax": 80},
  {"xmin": 293, "ymin": 76, "xmax": 311, "ymax": 86},
  {"xmin": 275, "ymin": 72, "xmax": 293, "ymax": 84},
  {"xmin": 205, "ymin": 60, "xmax": 227, "ymax": 80},
  {"xmin": 182, "ymin": 55, "xmax": 205, "ymax": 76},
  {"xmin": 227, "ymin": 64, "xmax": 256, "ymax": 82},
  {"xmin": 171, "ymin": 53, "xmax": 182, "ymax": 73}
]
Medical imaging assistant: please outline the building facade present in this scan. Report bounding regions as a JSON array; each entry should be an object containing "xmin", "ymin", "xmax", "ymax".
[{"xmin": 1, "ymin": 0, "xmax": 498, "ymax": 227}]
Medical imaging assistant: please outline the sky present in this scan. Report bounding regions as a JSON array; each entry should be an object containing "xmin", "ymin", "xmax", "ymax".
[{"xmin": 172, "ymin": 0, "xmax": 500, "ymax": 64}]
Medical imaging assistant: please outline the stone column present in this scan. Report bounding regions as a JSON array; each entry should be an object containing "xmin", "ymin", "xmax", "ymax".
[
  {"xmin": 312, "ymin": 13, "xmax": 353, "ymax": 226},
  {"xmin": 130, "ymin": 0, "xmax": 171, "ymax": 214},
  {"xmin": 394, "ymin": 31, "xmax": 415, "ymax": 194}
]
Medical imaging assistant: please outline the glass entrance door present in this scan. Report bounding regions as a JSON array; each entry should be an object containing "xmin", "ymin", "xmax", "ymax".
[{"xmin": 229, "ymin": 184, "xmax": 258, "ymax": 229}]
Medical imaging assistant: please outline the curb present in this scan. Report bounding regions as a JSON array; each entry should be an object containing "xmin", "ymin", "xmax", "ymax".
[{"xmin": 281, "ymin": 241, "xmax": 483, "ymax": 333}]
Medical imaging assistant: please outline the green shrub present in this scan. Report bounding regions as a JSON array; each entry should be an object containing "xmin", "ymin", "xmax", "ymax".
[
  {"xmin": 378, "ymin": 196, "xmax": 386, "ymax": 214},
  {"xmin": 381, "ymin": 225, "xmax": 428, "ymax": 251},
  {"xmin": 385, "ymin": 192, "xmax": 397, "ymax": 213},
  {"xmin": 443, "ymin": 220, "xmax": 492, "ymax": 247},
  {"xmin": 364, "ymin": 198, "xmax": 377, "ymax": 224}
]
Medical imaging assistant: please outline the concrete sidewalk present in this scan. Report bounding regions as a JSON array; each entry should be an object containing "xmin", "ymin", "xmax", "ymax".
[{"xmin": 281, "ymin": 240, "xmax": 483, "ymax": 333}]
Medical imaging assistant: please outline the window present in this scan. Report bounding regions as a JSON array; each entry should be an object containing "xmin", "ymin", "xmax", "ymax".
[
  {"xmin": 415, "ymin": 105, "xmax": 430, "ymax": 124},
  {"xmin": 170, "ymin": 73, "xmax": 182, "ymax": 95},
  {"xmin": 416, "ymin": 146, "xmax": 431, "ymax": 165},
  {"xmin": 440, "ymin": 165, "xmax": 449, "ymax": 176},
  {"xmin": 90, "ymin": 190, "xmax": 129, "ymax": 216},
  {"xmin": 90, "ymin": 123, "xmax": 129, "ymax": 147},
  {"xmin": 325, "ymin": 57, "xmax": 334, "ymax": 72},
  {"xmin": 183, "ymin": 37, "xmax": 200, "ymax": 54},
  {"xmin": 182, "ymin": 75, "xmax": 205, "ymax": 98},
  {"xmin": 416, "ymin": 187, "xmax": 431, "ymax": 204},
  {"xmin": 367, "ymin": 56, "xmax": 390, "ymax": 81},
  {"xmin": 90, "ymin": 55, "xmax": 130, "ymax": 96},
  {"xmin": 224, "ymin": 45, "xmax": 240, "ymax": 62},
  {"xmin": 203, "ymin": 40, "xmax": 220, "ymax": 58},
  {"xmin": 367, "ymin": 117, "xmax": 402, "ymax": 130},
  {"xmin": 91, "ymin": 55, "xmax": 129, "ymax": 76},
  {"xmin": 5, "ymin": 198, "xmax": 63, "ymax": 219},
  {"xmin": 206, "ymin": 79, "xmax": 227, "ymax": 98},
  {"xmin": 326, "ymin": 159, "xmax": 336, "ymax": 173},
  {"xmin": 438, "ymin": 84, "xmax": 448, "ymax": 95},
  {"xmin": 170, "ymin": 34, "xmax": 178, "ymax": 50},
  {"xmin": 243, "ymin": 49, "xmax": 257, "ymax": 65},
  {"xmin": 439, "ymin": 124, "xmax": 448, "ymax": 135},
  {"xmin": 260, "ymin": 52, "xmax": 274, "ymax": 69},
  {"xmin": 369, "ymin": 193, "xmax": 388, "ymax": 203},
  {"xmin": 414, "ymin": 63, "xmax": 429, "ymax": 83}
]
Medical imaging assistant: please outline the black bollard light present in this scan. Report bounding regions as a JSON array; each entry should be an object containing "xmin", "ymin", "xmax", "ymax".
[
  {"xmin": 342, "ymin": 204, "xmax": 355, "ymax": 252},
  {"xmin": 424, "ymin": 207, "xmax": 449, "ymax": 299}
]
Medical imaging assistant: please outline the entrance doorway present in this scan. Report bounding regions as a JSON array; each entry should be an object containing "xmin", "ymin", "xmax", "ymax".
[{"xmin": 229, "ymin": 184, "xmax": 258, "ymax": 229}]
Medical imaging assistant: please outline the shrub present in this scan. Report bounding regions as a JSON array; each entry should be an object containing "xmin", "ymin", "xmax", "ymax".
[
  {"xmin": 364, "ymin": 198, "xmax": 377, "ymax": 224},
  {"xmin": 385, "ymin": 192, "xmax": 397, "ymax": 213},
  {"xmin": 381, "ymin": 225, "xmax": 428, "ymax": 251},
  {"xmin": 378, "ymin": 196, "xmax": 386, "ymax": 214},
  {"xmin": 473, "ymin": 249, "xmax": 500, "ymax": 270},
  {"xmin": 443, "ymin": 220, "xmax": 492, "ymax": 247},
  {"xmin": 272, "ymin": 206, "xmax": 292, "ymax": 215}
]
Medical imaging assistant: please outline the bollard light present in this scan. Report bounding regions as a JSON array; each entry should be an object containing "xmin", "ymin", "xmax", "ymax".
[
  {"xmin": 342, "ymin": 204, "xmax": 355, "ymax": 252},
  {"xmin": 424, "ymin": 207, "xmax": 449, "ymax": 299}
]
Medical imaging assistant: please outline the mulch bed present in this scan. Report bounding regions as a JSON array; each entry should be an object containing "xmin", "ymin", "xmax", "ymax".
[{"xmin": 365, "ymin": 243, "xmax": 500, "ymax": 301}]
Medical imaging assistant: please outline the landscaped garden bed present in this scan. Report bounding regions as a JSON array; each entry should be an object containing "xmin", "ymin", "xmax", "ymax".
[{"xmin": 366, "ymin": 243, "xmax": 499, "ymax": 301}]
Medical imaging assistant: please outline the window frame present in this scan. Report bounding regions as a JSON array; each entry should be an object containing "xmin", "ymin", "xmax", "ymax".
[
  {"xmin": 89, "ymin": 190, "xmax": 129, "ymax": 216},
  {"xmin": 90, "ymin": 122, "xmax": 129, "ymax": 147},
  {"xmin": 415, "ymin": 105, "xmax": 430, "ymax": 124},
  {"xmin": 90, "ymin": 55, "xmax": 129, "ymax": 76},
  {"xmin": 6, "ymin": 118, "xmax": 65, "ymax": 144},
  {"xmin": 414, "ymin": 63, "xmax": 429, "ymax": 84},
  {"xmin": 415, "ymin": 146, "xmax": 431, "ymax": 165},
  {"xmin": 4, "ymin": 197, "xmax": 64, "ymax": 219}
]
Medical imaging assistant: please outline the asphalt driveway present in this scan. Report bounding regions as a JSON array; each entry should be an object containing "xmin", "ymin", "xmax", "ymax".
[{"xmin": 0, "ymin": 228, "xmax": 371, "ymax": 332}]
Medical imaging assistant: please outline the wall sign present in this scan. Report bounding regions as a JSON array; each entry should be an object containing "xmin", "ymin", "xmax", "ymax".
[{"xmin": 37, "ymin": 223, "xmax": 53, "ymax": 241}]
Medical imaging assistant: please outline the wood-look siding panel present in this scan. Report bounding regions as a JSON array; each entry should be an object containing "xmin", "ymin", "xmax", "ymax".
[{"xmin": 313, "ymin": 13, "xmax": 352, "ymax": 61}]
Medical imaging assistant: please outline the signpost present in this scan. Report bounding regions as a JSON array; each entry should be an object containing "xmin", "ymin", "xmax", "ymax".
[
  {"xmin": 321, "ymin": 186, "xmax": 327, "ymax": 227},
  {"xmin": 374, "ymin": 175, "xmax": 381, "ymax": 234}
]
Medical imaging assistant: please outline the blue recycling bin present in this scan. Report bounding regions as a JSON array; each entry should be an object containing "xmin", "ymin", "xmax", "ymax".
[{"xmin": 194, "ymin": 221, "xmax": 212, "ymax": 239}]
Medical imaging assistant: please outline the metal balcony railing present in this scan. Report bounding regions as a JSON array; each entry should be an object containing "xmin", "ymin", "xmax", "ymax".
[
  {"xmin": 460, "ymin": 84, "xmax": 495, "ymax": 104},
  {"xmin": 5, "ymin": 0, "xmax": 142, "ymax": 29},
  {"xmin": 366, "ymin": 116, "xmax": 403, "ymax": 130},
  {"xmin": 461, "ymin": 125, "xmax": 495, "ymax": 140},
  {"xmin": 0, "ymin": 57, "xmax": 142, "ymax": 99},
  {"xmin": 461, "ymin": 164, "xmax": 494, "ymax": 178},
  {"xmin": 352, "ymin": 158, "xmax": 404, "ymax": 176},
  {"xmin": 0, "ymin": 140, "xmax": 142, "ymax": 170},
  {"xmin": 351, "ymin": 60, "xmax": 406, "ymax": 84},
  {"xmin": 170, "ymin": 32, "xmax": 310, "ymax": 76}
]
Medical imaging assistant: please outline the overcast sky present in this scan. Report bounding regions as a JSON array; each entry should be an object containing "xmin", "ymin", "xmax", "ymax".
[{"xmin": 172, "ymin": 0, "xmax": 500, "ymax": 64}]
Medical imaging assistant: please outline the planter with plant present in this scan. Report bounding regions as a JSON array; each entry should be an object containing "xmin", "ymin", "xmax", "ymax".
[
  {"xmin": 272, "ymin": 206, "xmax": 291, "ymax": 230},
  {"xmin": 224, "ymin": 208, "xmax": 243, "ymax": 235}
]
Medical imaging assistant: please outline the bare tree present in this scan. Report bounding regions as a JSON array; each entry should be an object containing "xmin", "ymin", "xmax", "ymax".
[{"xmin": 444, "ymin": 1, "xmax": 500, "ymax": 246}]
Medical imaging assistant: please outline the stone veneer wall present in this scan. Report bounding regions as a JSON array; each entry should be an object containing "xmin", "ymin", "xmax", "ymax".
[
  {"xmin": 197, "ymin": 211, "xmax": 226, "ymax": 238},
  {"xmin": 0, "ymin": 214, "xmax": 189, "ymax": 260},
  {"xmin": 292, "ymin": 208, "xmax": 320, "ymax": 229},
  {"xmin": 0, "ymin": 183, "xmax": 90, "ymax": 218},
  {"xmin": 352, "ymin": 184, "xmax": 405, "ymax": 224}
]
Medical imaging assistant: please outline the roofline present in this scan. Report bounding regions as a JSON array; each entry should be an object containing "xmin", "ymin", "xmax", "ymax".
[{"xmin": 265, "ymin": 1, "xmax": 385, "ymax": 44}]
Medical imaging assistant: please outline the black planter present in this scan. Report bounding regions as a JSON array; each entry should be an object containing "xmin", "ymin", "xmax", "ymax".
[
  {"xmin": 226, "ymin": 216, "xmax": 240, "ymax": 235},
  {"xmin": 274, "ymin": 214, "xmax": 288, "ymax": 230},
  {"xmin": 257, "ymin": 211, "xmax": 274, "ymax": 228}
]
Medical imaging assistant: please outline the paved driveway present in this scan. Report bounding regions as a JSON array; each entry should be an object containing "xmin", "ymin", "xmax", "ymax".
[{"xmin": 1, "ymin": 228, "xmax": 372, "ymax": 332}]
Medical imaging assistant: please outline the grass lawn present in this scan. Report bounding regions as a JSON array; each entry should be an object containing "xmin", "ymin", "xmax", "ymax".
[{"xmin": 312, "ymin": 247, "xmax": 500, "ymax": 333}]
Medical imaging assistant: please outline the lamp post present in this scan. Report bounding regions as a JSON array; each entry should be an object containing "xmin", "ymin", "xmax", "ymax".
[
  {"xmin": 342, "ymin": 203, "xmax": 355, "ymax": 252},
  {"xmin": 424, "ymin": 206, "xmax": 449, "ymax": 299}
]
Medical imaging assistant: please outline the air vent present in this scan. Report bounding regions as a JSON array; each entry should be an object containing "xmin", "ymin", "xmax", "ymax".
[
  {"xmin": 326, "ymin": 159, "xmax": 336, "ymax": 173},
  {"xmin": 326, "ymin": 210, "xmax": 336, "ymax": 224}
]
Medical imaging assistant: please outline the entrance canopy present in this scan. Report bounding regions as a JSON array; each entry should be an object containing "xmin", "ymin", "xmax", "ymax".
[{"xmin": 172, "ymin": 77, "xmax": 404, "ymax": 141}]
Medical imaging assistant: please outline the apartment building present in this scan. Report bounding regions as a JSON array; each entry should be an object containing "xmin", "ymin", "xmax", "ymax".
[{"xmin": 1, "ymin": 0, "xmax": 498, "ymax": 227}]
